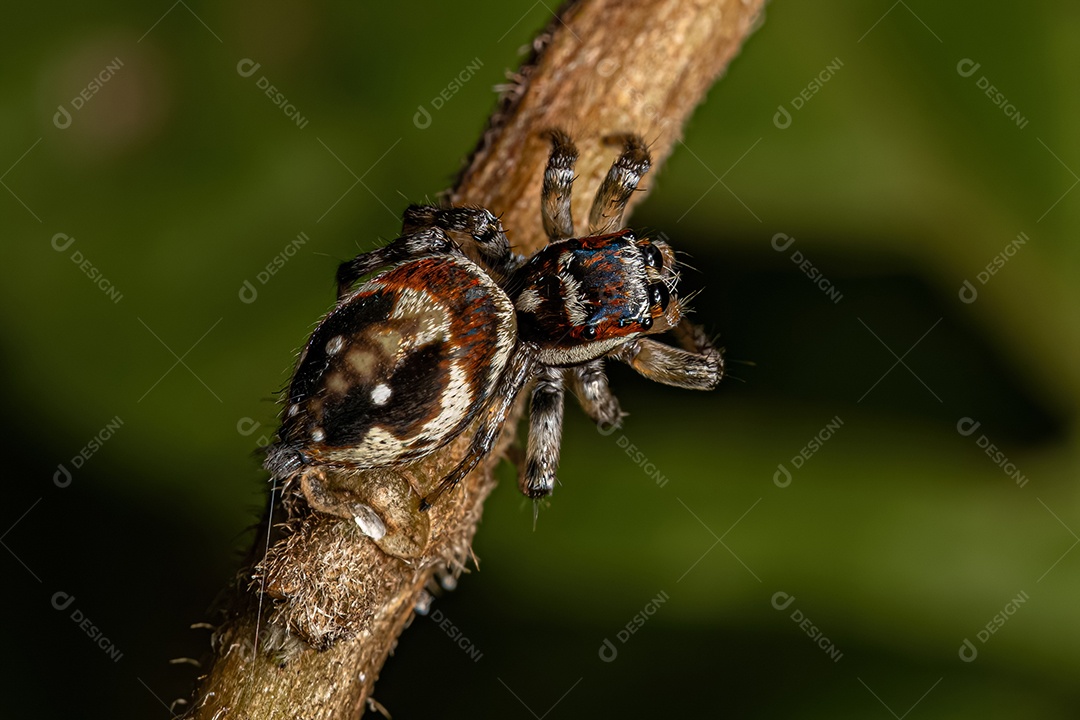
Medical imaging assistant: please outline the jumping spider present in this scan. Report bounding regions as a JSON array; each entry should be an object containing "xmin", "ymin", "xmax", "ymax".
[{"xmin": 265, "ymin": 130, "xmax": 723, "ymax": 510}]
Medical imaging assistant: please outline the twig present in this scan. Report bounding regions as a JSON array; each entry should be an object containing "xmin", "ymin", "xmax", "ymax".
[{"xmin": 188, "ymin": 0, "xmax": 765, "ymax": 717}]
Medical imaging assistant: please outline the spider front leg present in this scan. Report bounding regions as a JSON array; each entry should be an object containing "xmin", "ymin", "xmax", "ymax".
[
  {"xmin": 420, "ymin": 345, "xmax": 538, "ymax": 510},
  {"xmin": 336, "ymin": 226, "xmax": 456, "ymax": 299},
  {"xmin": 540, "ymin": 129, "xmax": 578, "ymax": 242},
  {"xmin": 569, "ymin": 359, "xmax": 626, "ymax": 433},
  {"xmin": 611, "ymin": 318, "xmax": 724, "ymax": 391},
  {"xmin": 521, "ymin": 366, "xmax": 565, "ymax": 498},
  {"xmin": 403, "ymin": 204, "xmax": 521, "ymax": 281},
  {"xmin": 588, "ymin": 134, "xmax": 652, "ymax": 235}
]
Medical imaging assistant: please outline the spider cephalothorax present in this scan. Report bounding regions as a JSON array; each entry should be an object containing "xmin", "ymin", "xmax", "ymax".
[
  {"xmin": 512, "ymin": 230, "xmax": 681, "ymax": 366},
  {"xmin": 265, "ymin": 129, "xmax": 723, "ymax": 510}
]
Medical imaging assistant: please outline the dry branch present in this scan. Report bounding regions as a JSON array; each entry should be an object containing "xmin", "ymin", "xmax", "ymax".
[{"xmin": 189, "ymin": 0, "xmax": 765, "ymax": 717}]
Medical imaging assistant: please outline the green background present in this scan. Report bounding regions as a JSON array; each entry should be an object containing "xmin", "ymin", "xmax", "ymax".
[{"xmin": 4, "ymin": 1, "xmax": 1078, "ymax": 717}]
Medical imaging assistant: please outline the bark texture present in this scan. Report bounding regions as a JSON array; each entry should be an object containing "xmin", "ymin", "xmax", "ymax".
[{"xmin": 189, "ymin": 0, "xmax": 765, "ymax": 717}]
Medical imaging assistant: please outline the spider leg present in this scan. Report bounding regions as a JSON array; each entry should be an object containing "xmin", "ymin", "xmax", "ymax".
[
  {"xmin": 669, "ymin": 316, "xmax": 722, "ymax": 357},
  {"xmin": 569, "ymin": 359, "xmax": 626, "ymax": 433},
  {"xmin": 541, "ymin": 129, "xmax": 578, "ymax": 242},
  {"xmin": 421, "ymin": 345, "xmax": 538, "ymax": 510},
  {"xmin": 403, "ymin": 204, "xmax": 522, "ymax": 281},
  {"xmin": 336, "ymin": 226, "xmax": 457, "ymax": 299},
  {"xmin": 610, "ymin": 318, "xmax": 723, "ymax": 391},
  {"xmin": 520, "ymin": 365, "xmax": 565, "ymax": 498},
  {"xmin": 588, "ymin": 134, "xmax": 651, "ymax": 235}
]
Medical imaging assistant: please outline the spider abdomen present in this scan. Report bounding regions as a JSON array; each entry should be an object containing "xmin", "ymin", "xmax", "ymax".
[{"xmin": 268, "ymin": 255, "xmax": 516, "ymax": 476}]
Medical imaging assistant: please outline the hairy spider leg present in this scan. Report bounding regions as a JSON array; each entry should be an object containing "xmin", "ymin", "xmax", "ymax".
[
  {"xmin": 568, "ymin": 358, "xmax": 626, "ymax": 430},
  {"xmin": 540, "ymin": 129, "xmax": 579, "ymax": 242},
  {"xmin": 335, "ymin": 227, "xmax": 458, "ymax": 299},
  {"xmin": 588, "ymin": 134, "xmax": 652, "ymax": 235},
  {"xmin": 403, "ymin": 205, "xmax": 521, "ymax": 282},
  {"xmin": 520, "ymin": 365, "xmax": 565, "ymax": 498},
  {"xmin": 611, "ymin": 316, "xmax": 724, "ymax": 391}
]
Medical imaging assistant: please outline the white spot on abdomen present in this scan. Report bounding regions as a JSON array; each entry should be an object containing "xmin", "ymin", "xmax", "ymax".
[
  {"xmin": 326, "ymin": 335, "xmax": 345, "ymax": 355},
  {"xmin": 371, "ymin": 383, "xmax": 392, "ymax": 406}
]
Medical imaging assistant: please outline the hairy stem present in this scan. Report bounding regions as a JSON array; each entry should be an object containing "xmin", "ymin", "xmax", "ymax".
[{"xmin": 189, "ymin": 1, "xmax": 764, "ymax": 717}]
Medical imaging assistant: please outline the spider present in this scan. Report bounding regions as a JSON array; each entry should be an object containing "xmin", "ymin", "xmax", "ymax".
[{"xmin": 265, "ymin": 129, "xmax": 723, "ymax": 511}]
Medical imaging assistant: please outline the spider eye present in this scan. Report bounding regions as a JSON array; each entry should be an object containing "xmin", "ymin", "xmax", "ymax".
[
  {"xmin": 649, "ymin": 282, "xmax": 670, "ymax": 311},
  {"xmin": 581, "ymin": 326, "xmax": 598, "ymax": 340},
  {"xmin": 642, "ymin": 243, "xmax": 664, "ymax": 269},
  {"xmin": 639, "ymin": 316, "xmax": 653, "ymax": 331}
]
